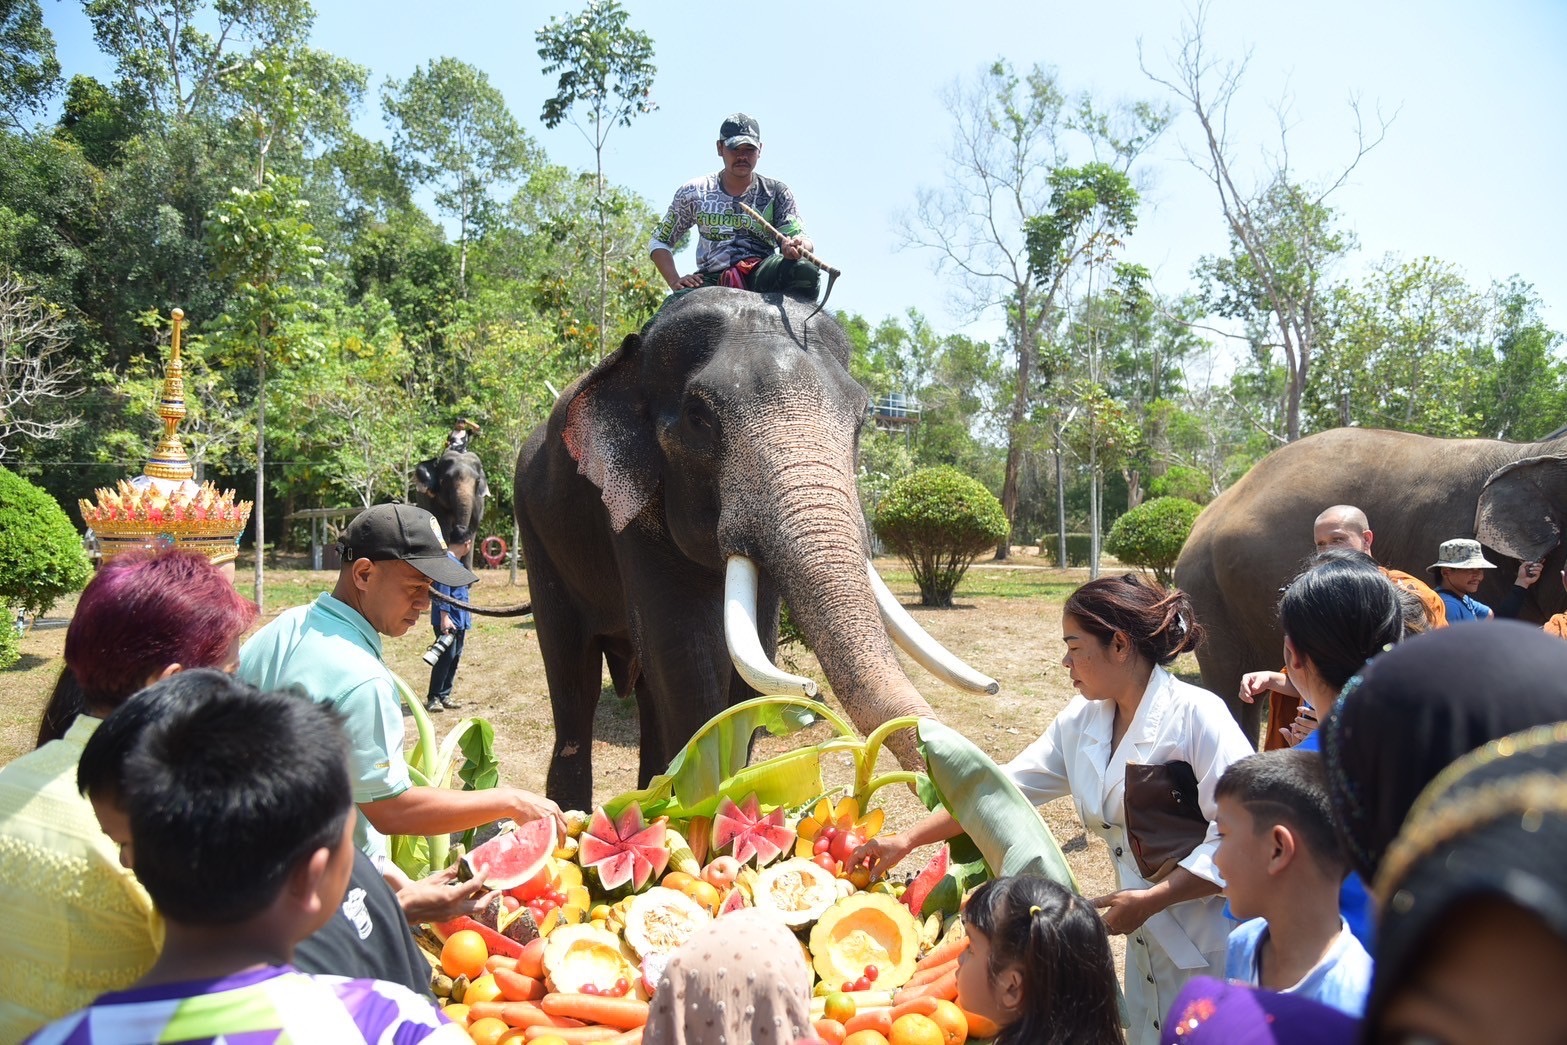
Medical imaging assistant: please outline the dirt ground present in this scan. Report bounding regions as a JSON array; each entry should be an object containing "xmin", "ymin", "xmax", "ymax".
[{"xmin": 4, "ymin": 554, "xmax": 1196, "ymax": 971}]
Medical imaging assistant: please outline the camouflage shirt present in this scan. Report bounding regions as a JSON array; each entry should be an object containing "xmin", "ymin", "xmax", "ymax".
[{"xmin": 648, "ymin": 172, "xmax": 806, "ymax": 274}]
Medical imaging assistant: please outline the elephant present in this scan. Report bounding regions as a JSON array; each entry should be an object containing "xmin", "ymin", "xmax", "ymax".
[
  {"xmin": 1174, "ymin": 425, "xmax": 1567, "ymax": 741},
  {"xmin": 514, "ymin": 288, "xmax": 998, "ymax": 810},
  {"xmin": 415, "ymin": 448, "xmax": 489, "ymax": 554}
]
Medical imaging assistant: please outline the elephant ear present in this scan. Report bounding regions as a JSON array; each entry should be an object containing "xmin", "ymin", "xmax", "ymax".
[
  {"xmin": 414, "ymin": 458, "xmax": 437, "ymax": 498},
  {"xmin": 1476, "ymin": 454, "xmax": 1567, "ymax": 561},
  {"xmin": 562, "ymin": 331, "xmax": 659, "ymax": 532}
]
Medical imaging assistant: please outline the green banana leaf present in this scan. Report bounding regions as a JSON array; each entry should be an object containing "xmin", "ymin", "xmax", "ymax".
[
  {"xmin": 917, "ymin": 717, "xmax": 1078, "ymax": 892},
  {"xmin": 604, "ymin": 696, "xmax": 858, "ymax": 820},
  {"xmin": 389, "ymin": 672, "xmax": 498, "ymax": 878}
]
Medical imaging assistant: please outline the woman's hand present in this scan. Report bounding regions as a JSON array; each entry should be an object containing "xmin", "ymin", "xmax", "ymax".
[
  {"xmin": 852, "ymin": 831, "xmax": 917, "ymax": 880},
  {"xmin": 1090, "ymin": 888, "xmax": 1157, "ymax": 935},
  {"xmin": 387, "ymin": 864, "xmax": 497, "ymax": 925},
  {"xmin": 1283, "ymin": 703, "xmax": 1319, "ymax": 746}
]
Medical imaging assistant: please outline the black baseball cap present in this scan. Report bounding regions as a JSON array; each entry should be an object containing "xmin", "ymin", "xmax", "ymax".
[
  {"xmin": 338, "ymin": 503, "xmax": 477, "ymax": 587},
  {"xmin": 719, "ymin": 113, "xmax": 761, "ymax": 149}
]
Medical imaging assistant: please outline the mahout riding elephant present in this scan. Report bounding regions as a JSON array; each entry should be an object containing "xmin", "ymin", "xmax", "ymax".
[
  {"xmin": 515, "ymin": 288, "xmax": 998, "ymax": 809},
  {"xmin": 1174, "ymin": 426, "xmax": 1567, "ymax": 740},
  {"xmin": 415, "ymin": 448, "xmax": 488, "ymax": 551}
]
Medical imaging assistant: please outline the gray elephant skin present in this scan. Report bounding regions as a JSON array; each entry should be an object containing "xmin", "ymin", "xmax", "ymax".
[
  {"xmin": 416, "ymin": 449, "xmax": 488, "ymax": 549},
  {"xmin": 1174, "ymin": 426, "xmax": 1567, "ymax": 740},
  {"xmin": 515, "ymin": 289, "xmax": 976, "ymax": 810}
]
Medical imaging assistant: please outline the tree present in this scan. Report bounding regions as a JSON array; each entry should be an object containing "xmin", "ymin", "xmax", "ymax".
[
  {"xmin": 903, "ymin": 59, "xmax": 1167, "ymax": 559},
  {"xmin": 875, "ymin": 466, "xmax": 1010, "ymax": 607},
  {"xmin": 1105, "ymin": 496, "xmax": 1202, "ymax": 586},
  {"xmin": 0, "ymin": 0, "xmax": 61, "ymax": 130},
  {"xmin": 536, "ymin": 0, "xmax": 656, "ymax": 360},
  {"xmin": 1144, "ymin": 0, "xmax": 1390, "ymax": 441},
  {"xmin": 1475, "ymin": 278, "xmax": 1567, "ymax": 441},
  {"xmin": 0, "ymin": 465, "xmax": 90, "ymax": 668},
  {"xmin": 0, "ymin": 276, "xmax": 79, "ymax": 457},
  {"xmin": 382, "ymin": 57, "xmax": 532, "ymax": 295}
]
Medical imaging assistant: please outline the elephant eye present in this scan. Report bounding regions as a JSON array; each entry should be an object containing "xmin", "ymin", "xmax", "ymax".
[{"xmin": 684, "ymin": 400, "xmax": 715, "ymax": 433}]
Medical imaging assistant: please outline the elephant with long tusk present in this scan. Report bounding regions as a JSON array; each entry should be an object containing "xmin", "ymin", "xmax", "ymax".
[{"xmin": 512, "ymin": 288, "xmax": 999, "ymax": 810}]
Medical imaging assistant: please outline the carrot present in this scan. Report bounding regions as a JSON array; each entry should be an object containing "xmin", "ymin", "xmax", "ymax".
[
  {"xmin": 888, "ymin": 996, "xmax": 941, "ymax": 1023},
  {"xmin": 464, "ymin": 1001, "xmax": 585, "ymax": 1030},
  {"xmin": 904, "ymin": 958, "xmax": 960, "ymax": 988},
  {"xmin": 540, "ymin": 993, "xmax": 651, "ymax": 1031},
  {"xmin": 915, "ymin": 935, "xmax": 969, "ymax": 971},
  {"xmin": 963, "ymin": 1009, "xmax": 1001, "ymax": 1038},
  {"xmin": 842, "ymin": 1008, "xmax": 893, "ymax": 1038},
  {"xmin": 493, "ymin": 967, "xmax": 548, "ymax": 1002},
  {"xmin": 605, "ymin": 1030, "xmax": 643, "ymax": 1045},
  {"xmin": 522, "ymin": 1027, "xmax": 622, "ymax": 1042},
  {"xmin": 486, "ymin": 954, "xmax": 521, "ymax": 974},
  {"xmin": 813, "ymin": 1017, "xmax": 847, "ymax": 1044},
  {"xmin": 892, "ymin": 969, "xmax": 958, "ymax": 1005},
  {"xmin": 518, "ymin": 937, "xmax": 548, "ymax": 979}
]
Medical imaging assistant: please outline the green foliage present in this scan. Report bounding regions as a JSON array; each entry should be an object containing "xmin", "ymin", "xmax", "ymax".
[
  {"xmin": 875, "ymin": 466, "xmax": 1010, "ymax": 607},
  {"xmin": 1038, "ymin": 533, "xmax": 1093, "ymax": 567},
  {"xmin": 0, "ymin": 466, "xmax": 89, "ymax": 667},
  {"xmin": 1148, "ymin": 465, "xmax": 1212, "ymax": 504},
  {"xmin": 536, "ymin": 0, "xmax": 657, "ymax": 134},
  {"xmin": 1, "ymin": 0, "xmax": 61, "ymax": 129},
  {"xmin": 1104, "ymin": 496, "xmax": 1202, "ymax": 585}
]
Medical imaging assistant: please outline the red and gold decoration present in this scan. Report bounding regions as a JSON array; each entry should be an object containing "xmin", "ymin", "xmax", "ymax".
[{"xmin": 78, "ymin": 308, "xmax": 252, "ymax": 567}]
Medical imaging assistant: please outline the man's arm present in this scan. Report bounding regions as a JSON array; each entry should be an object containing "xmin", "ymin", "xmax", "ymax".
[
  {"xmin": 649, "ymin": 187, "xmax": 702, "ymax": 290},
  {"xmin": 360, "ymin": 784, "xmax": 565, "ymax": 841},
  {"xmin": 651, "ymin": 247, "xmax": 702, "ymax": 290}
]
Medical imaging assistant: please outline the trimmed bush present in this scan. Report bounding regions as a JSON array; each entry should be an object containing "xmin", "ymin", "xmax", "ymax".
[
  {"xmin": 874, "ymin": 466, "xmax": 1009, "ymax": 607},
  {"xmin": 1148, "ymin": 465, "xmax": 1213, "ymax": 505},
  {"xmin": 0, "ymin": 466, "xmax": 91, "ymax": 668},
  {"xmin": 1038, "ymin": 533, "xmax": 1094, "ymax": 568},
  {"xmin": 1105, "ymin": 496, "xmax": 1204, "ymax": 586}
]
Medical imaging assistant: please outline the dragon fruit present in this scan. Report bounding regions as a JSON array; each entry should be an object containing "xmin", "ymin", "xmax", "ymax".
[
  {"xmin": 711, "ymin": 792, "xmax": 794, "ymax": 867},
  {"xmin": 577, "ymin": 805, "xmax": 670, "ymax": 892}
]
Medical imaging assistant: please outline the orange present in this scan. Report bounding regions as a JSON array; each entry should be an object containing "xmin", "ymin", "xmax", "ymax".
[
  {"xmin": 824, "ymin": 991, "xmax": 857, "ymax": 1024},
  {"xmin": 496, "ymin": 1031, "xmax": 528, "ymax": 1044},
  {"xmin": 462, "ymin": 973, "xmax": 503, "ymax": 1005},
  {"xmin": 466, "ymin": 1016, "xmax": 510, "ymax": 1045},
  {"xmin": 889, "ymin": 1013, "xmax": 947, "ymax": 1045},
  {"xmin": 661, "ymin": 871, "xmax": 696, "ymax": 892},
  {"xmin": 927, "ymin": 1000, "xmax": 968, "ymax": 1045},
  {"xmin": 684, "ymin": 879, "xmax": 721, "ymax": 912},
  {"xmin": 843, "ymin": 1032, "xmax": 890, "ymax": 1045},
  {"xmin": 442, "ymin": 1002, "xmax": 470, "ymax": 1026},
  {"xmin": 441, "ymin": 929, "xmax": 489, "ymax": 980}
]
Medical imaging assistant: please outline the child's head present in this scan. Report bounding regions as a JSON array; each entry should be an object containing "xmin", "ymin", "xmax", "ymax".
[
  {"xmin": 80, "ymin": 669, "xmax": 356, "ymax": 939},
  {"xmin": 958, "ymin": 875, "xmax": 1121, "ymax": 1045},
  {"xmin": 1214, "ymin": 750, "xmax": 1345, "ymax": 922}
]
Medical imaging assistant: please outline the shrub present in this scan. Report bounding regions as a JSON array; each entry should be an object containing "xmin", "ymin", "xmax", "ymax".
[
  {"xmin": 0, "ymin": 466, "xmax": 91, "ymax": 668},
  {"xmin": 1038, "ymin": 533, "xmax": 1094, "ymax": 568},
  {"xmin": 1148, "ymin": 465, "xmax": 1213, "ymax": 505},
  {"xmin": 1104, "ymin": 497, "xmax": 1204, "ymax": 586},
  {"xmin": 874, "ymin": 466, "xmax": 1009, "ymax": 607}
]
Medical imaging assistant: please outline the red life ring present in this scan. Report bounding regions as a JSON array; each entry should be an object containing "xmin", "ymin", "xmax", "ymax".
[{"xmin": 480, "ymin": 535, "xmax": 507, "ymax": 568}]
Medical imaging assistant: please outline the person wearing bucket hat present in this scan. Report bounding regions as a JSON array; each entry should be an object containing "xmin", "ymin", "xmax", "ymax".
[
  {"xmin": 240, "ymin": 503, "xmax": 563, "ymax": 862},
  {"xmin": 1363, "ymin": 722, "xmax": 1567, "ymax": 1043},
  {"xmin": 1427, "ymin": 536, "xmax": 1541, "ymax": 623},
  {"xmin": 648, "ymin": 112, "xmax": 821, "ymax": 300}
]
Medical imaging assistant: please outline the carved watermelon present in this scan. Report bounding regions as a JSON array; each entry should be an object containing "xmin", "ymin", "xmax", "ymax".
[
  {"xmin": 711, "ymin": 792, "xmax": 795, "ymax": 867},
  {"xmin": 462, "ymin": 816, "xmax": 557, "ymax": 890},
  {"xmin": 902, "ymin": 844, "xmax": 950, "ymax": 916},
  {"xmin": 578, "ymin": 805, "xmax": 669, "ymax": 892}
]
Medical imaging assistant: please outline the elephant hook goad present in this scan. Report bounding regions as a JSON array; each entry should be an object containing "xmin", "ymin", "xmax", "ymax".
[
  {"xmin": 1174, "ymin": 426, "xmax": 1567, "ymax": 740},
  {"xmin": 515, "ymin": 289, "xmax": 998, "ymax": 810}
]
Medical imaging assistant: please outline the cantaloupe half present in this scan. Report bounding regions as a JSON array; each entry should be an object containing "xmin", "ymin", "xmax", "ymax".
[{"xmin": 808, "ymin": 892, "xmax": 921, "ymax": 990}]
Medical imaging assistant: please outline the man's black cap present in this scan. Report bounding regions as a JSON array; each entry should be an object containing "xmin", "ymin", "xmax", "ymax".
[
  {"xmin": 339, "ymin": 503, "xmax": 477, "ymax": 587},
  {"xmin": 719, "ymin": 113, "xmax": 761, "ymax": 149}
]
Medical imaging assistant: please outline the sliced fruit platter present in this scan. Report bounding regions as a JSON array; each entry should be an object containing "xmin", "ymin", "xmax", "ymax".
[{"xmin": 418, "ymin": 698, "xmax": 1078, "ymax": 1045}]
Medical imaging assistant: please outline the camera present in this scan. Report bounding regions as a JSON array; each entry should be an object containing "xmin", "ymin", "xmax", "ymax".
[{"xmin": 422, "ymin": 632, "xmax": 455, "ymax": 666}]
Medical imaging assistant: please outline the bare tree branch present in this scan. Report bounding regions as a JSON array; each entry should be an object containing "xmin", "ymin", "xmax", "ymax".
[{"xmin": 0, "ymin": 277, "xmax": 81, "ymax": 458}]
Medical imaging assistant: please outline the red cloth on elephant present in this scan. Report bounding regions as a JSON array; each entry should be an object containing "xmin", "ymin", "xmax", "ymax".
[{"xmin": 1263, "ymin": 566, "xmax": 1448, "ymax": 751}]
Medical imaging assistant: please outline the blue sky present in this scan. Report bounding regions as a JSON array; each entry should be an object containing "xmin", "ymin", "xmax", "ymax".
[{"xmin": 40, "ymin": 0, "xmax": 1567, "ymax": 349}]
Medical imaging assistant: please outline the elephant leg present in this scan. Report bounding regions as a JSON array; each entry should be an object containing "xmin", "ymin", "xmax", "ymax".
[
  {"xmin": 540, "ymin": 634, "xmax": 604, "ymax": 811},
  {"xmin": 633, "ymin": 673, "xmax": 663, "ymax": 788},
  {"xmin": 1195, "ymin": 618, "xmax": 1261, "ymax": 746}
]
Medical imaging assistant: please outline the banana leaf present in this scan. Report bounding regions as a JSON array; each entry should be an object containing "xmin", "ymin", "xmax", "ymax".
[
  {"xmin": 390, "ymin": 672, "xmax": 498, "ymax": 878},
  {"xmin": 917, "ymin": 717, "xmax": 1078, "ymax": 891},
  {"xmin": 604, "ymin": 695, "xmax": 858, "ymax": 820}
]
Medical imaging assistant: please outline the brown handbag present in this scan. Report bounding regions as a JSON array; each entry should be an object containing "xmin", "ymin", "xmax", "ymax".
[{"xmin": 1124, "ymin": 760, "xmax": 1209, "ymax": 882}]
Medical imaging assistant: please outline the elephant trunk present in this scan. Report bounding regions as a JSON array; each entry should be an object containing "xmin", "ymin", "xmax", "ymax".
[
  {"xmin": 733, "ymin": 423, "xmax": 938, "ymax": 770},
  {"xmin": 447, "ymin": 483, "xmax": 478, "ymax": 545}
]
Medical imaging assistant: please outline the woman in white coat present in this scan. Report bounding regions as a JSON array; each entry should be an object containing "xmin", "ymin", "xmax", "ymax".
[{"xmin": 858, "ymin": 575, "xmax": 1253, "ymax": 1045}]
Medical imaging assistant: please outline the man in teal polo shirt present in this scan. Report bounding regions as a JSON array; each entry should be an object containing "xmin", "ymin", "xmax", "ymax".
[{"xmin": 240, "ymin": 503, "xmax": 563, "ymax": 861}]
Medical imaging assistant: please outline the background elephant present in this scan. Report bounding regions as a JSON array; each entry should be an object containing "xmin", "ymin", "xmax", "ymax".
[
  {"xmin": 515, "ymin": 288, "xmax": 997, "ymax": 810},
  {"xmin": 1174, "ymin": 426, "xmax": 1567, "ymax": 740},
  {"xmin": 415, "ymin": 448, "xmax": 489, "ymax": 555}
]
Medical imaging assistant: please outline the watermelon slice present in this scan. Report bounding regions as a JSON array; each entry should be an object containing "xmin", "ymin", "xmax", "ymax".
[
  {"xmin": 578, "ymin": 805, "xmax": 669, "ymax": 891},
  {"xmin": 717, "ymin": 887, "xmax": 749, "ymax": 916},
  {"xmin": 902, "ymin": 844, "xmax": 950, "ymax": 916},
  {"xmin": 431, "ymin": 915, "xmax": 525, "ymax": 959},
  {"xmin": 711, "ymin": 792, "xmax": 794, "ymax": 867},
  {"xmin": 461, "ymin": 816, "xmax": 556, "ymax": 890}
]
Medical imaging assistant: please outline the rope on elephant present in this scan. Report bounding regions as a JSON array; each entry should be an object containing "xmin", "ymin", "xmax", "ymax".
[{"xmin": 427, "ymin": 586, "xmax": 532, "ymax": 617}]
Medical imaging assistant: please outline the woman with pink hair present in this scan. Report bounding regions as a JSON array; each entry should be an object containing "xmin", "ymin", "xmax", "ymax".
[{"xmin": 0, "ymin": 550, "xmax": 257, "ymax": 1040}]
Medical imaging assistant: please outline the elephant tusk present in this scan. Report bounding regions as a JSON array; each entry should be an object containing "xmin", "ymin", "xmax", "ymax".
[
  {"xmin": 868, "ymin": 562, "xmax": 1000, "ymax": 695},
  {"xmin": 724, "ymin": 556, "xmax": 818, "ymax": 698}
]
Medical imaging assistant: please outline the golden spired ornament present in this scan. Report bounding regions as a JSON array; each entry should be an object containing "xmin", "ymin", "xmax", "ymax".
[{"xmin": 78, "ymin": 309, "xmax": 253, "ymax": 570}]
